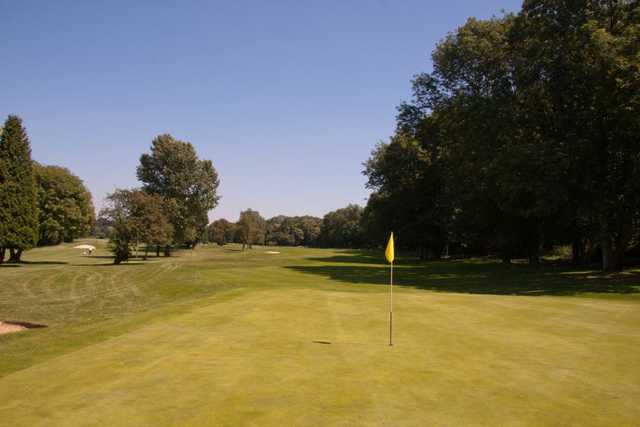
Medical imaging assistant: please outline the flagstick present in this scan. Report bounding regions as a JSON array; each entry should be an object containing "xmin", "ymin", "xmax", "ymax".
[{"xmin": 389, "ymin": 261, "xmax": 393, "ymax": 346}]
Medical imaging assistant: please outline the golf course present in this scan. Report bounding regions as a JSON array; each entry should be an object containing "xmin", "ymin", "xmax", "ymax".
[{"xmin": 1, "ymin": 241, "xmax": 639, "ymax": 426}]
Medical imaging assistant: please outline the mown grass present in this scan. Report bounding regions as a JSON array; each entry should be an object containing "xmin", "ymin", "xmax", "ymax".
[{"xmin": 0, "ymin": 241, "xmax": 639, "ymax": 426}]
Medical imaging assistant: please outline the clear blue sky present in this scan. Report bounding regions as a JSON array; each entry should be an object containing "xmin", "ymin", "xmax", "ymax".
[{"xmin": 2, "ymin": 0, "xmax": 521, "ymax": 221}]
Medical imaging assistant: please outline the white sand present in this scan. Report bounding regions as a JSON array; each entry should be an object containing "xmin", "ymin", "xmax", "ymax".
[{"xmin": 0, "ymin": 322, "xmax": 26, "ymax": 335}]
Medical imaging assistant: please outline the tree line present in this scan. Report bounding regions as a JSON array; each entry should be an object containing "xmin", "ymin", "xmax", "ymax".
[
  {"xmin": 0, "ymin": 115, "xmax": 95, "ymax": 263},
  {"xmin": 359, "ymin": 0, "xmax": 640, "ymax": 271},
  {"xmin": 208, "ymin": 204, "xmax": 364, "ymax": 249}
]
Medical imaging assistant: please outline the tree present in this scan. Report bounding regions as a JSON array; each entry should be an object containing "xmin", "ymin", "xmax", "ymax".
[
  {"xmin": 0, "ymin": 115, "xmax": 38, "ymax": 263},
  {"xmin": 362, "ymin": 1, "xmax": 640, "ymax": 270},
  {"xmin": 34, "ymin": 163, "xmax": 95, "ymax": 245},
  {"xmin": 99, "ymin": 190, "xmax": 135, "ymax": 264},
  {"xmin": 509, "ymin": 0, "xmax": 640, "ymax": 270},
  {"xmin": 100, "ymin": 189, "xmax": 173, "ymax": 263},
  {"xmin": 208, "ymin": 218, "xmax": 235, "ymax": 245},
  {"xmin": 363, "ymin": 131, "xmax": 449, "ymax": 259},
  {"xmin": 237, "ymin": 209, "xmax": 266, "ymax": 250},
  {"xmin": 318, "ymin": 204, "xmax": 364, "ymax": 248},
  {"xmin": 137, "ymin": 134, "xmax": 220, "ymax": 248},
  {"xmin": 264, "ymin": 215, "xmax": 321, "ymax": 246},
  {"xmin": 127, "ymin": 190, "xmax": 173, "ymax": 259}
]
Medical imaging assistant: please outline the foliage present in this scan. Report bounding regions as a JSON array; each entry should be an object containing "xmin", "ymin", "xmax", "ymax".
[
  {"xmin": 137, "ymin": 134, "xmax": 220, "ymax": 247},
  {"xmin": 0, "ymin": 115, "xmax": 38, "ymax": 263},
  {"xmin": 318, "ymin": 204, "xmax": 364, "ymax": 248},
  {"xmin": 207, "ymin": 218, "xmax": 236, "ymax": 245},
  {"xmin": 100, "ymin": 189, "xmax": 173, "ymax": 263},
  {"xmin": 364, "ymin": 1, "xmax": 640, "ymax": 270},
  {"xmin": 265, "ymin": 215, "xmax": 321, "ymax": 246},
  {"xmin": 34, "ymin": 163, "xmax": 95, "ymax": 245},
  {"xmin": 236, "ymin": 209, "xmax": 266, "ymax": 249}
]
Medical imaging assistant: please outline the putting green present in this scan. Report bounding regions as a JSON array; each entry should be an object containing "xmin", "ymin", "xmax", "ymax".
[{"xmin": 0, "ymin": 243, "xmax": 639, "ymax": 425}]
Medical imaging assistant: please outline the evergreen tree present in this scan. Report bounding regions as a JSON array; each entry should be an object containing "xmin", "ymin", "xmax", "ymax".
[{"xmin": 0, "ymin": 115, "xmax": 38, "ymax": 263}]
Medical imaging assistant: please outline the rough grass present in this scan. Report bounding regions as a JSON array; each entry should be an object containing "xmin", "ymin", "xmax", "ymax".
[{"xmin": 0, "ymin": 241, "xmax": 639, "ymax": 426}]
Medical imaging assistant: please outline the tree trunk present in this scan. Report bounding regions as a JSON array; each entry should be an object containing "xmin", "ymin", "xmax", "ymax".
[
  {"xmin": 156, "ymin": 245, "xmax": 160, "ymax": 257},
  {"xmin": 164, "ymin": 245, "xmax": 171, "ymax": 257},
  {"xmin": 0, "ymin": 247, "xmax": 4, "ymax": 264},
  {"xmin": 601, "ymin": 235, "xmax": 618, "ymax": 272},
  {"xmin": 501, "ymin": 253, "xmax": 512, "ymax": 265},
  {"xmin": 143, "ymin": 248, "xmax": 148, "ymax": 261},
  {"xmin": 528, "ymin": 245, "xmax": 540, "ymax": 266},
  {"xmin": 572, "ymin": 239, "xmax": 585, "ymax": 265},
  {"xmin": 9, "ymin": 248, "xmax": 23, "ymax": 263}
]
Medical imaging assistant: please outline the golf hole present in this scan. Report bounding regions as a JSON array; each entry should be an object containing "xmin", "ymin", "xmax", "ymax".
[{"xmin": 312, "ymin": 340, "xmax": 331, "ymax": 345}]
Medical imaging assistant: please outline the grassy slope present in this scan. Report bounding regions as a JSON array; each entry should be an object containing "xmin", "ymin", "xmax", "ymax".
[{"xmin": 0, "ymin": 241, "xmax": 639, "ymax": 426}]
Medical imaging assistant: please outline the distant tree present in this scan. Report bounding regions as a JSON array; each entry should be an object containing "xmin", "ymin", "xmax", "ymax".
[
  {"xmin": 237, "ymin": 209, "xmax": 266, "ymax": 250},
  {"xmin": 0, "ymin": 115, "xmax": 38, "ymax": 263},
  {"xmin": 100, "ymin": 189, "xmax": 173, "ymax": 263},
  {"xmin": 137, "ymin": 134, "xmax": 220, "ymax": 248},
  {"xmin": 208, "ymin": 218, "xmax": 235, "ymax": 245},
  {"xmin": 318, "ymin": 204, "xmax": 364, "ymax": 248},
  {"xmin": 99, "ymin": 190, "xmax": 135, "ymax": 264},
  {"xmin": 298, "ymin": 216, "xmax": 322, "ymax": 246},
  {"xmin": 34, "ymin": 163, "xmax": 95, "ymax": 245},
  {"xmin": 127, "ymin": 190, "xmax": 173, "ymax": 259},
  {"xmin": 265, "ymin": 215, "xmax": 322, "ymax": 246},
  {"xmin": 93, "ymin": 215, "xmax": 113, "ymax": 239}
]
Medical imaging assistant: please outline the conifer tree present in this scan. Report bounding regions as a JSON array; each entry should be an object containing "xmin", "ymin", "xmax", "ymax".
[{"xmin": 0, "ymin": 115, "xmax": 38, "ymax": 263}]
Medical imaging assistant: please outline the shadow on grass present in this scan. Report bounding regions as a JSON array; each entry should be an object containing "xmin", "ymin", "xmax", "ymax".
[
  {"xmin": 73, "ymin": 261, "xmax": 148, "ymax": 267},
  {"xmin": 18, "ymin": 260, "xmax": 69, "ymax": 265},
  {"xmin": 287, "ymin": 254, "xmax": 640, "ymax": 296},
  {"xmin": 0, "ymin": 260, "xmax": 69, "ymax": 267}
]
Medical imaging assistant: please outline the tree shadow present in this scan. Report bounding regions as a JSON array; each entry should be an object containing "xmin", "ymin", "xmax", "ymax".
[
  {"xmin": 287, "ymin": 255, "xmax": 640, "ymax": 296},
  {"xmin": 72, "ymin": 261, "xmax": 147, "ymax": 267},
  {"xmin": 17, "ymin": 260, "xmax": 69, "ymax": 265},
  {"xmin": 305, "ymin": 253, "xmax": 421, "ymax": 266}
]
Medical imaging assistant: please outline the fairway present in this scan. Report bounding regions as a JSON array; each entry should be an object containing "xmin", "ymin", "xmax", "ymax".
[{"xmin": 1, "ymin": 242, "xmax": 639, "ymax": 426}]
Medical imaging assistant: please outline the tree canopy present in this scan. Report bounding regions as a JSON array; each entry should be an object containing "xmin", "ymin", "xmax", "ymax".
[
  {"xmin": 137, "ymin": 134, "xmax": 220, "ymax": 247},
  {"xmin": 0, "ymin": 115, "xmax": 38, "ymax": 263},
  {"xmin": 363, "ymin": 0, "xmax": 640, "ymax": 270},
  {"xmin": 236, "ymin": 209, "xmax": 266, "ymax": 249},
  {"xmin": 34, "ymin": 163, "xmax": 95, "ymax": 245},
  {"xmin": 318, "ymin": 204, "xmax": 364, "ymax": 248}
]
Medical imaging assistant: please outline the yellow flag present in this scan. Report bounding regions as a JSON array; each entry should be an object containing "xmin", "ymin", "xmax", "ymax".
[{"xmin": 385, "ymin": 232, "xmax": 395, "ymax": 264}]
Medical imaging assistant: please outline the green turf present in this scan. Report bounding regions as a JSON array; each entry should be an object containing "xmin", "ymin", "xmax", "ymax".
[{"xmin": 1, "ymin": 241, "xmax": 639, "ymax": 426}]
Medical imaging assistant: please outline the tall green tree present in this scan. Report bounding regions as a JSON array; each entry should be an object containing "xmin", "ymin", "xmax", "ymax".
[
  {"xmin": 208, "ymin": 218, "xmax": 236, "ymax": 246},
  {"xmin": 509, "ymin": 0, "xmax": 640, "ymax": 270},
  {"xmin": 99, "ymin": 189, "xmax": 173, "ymax": 263},
  {"xmin": 237, "ymin": 209, "xmax": 266, "ymax": 250},
  {"xmin": 364, "ymin": 1, "xmax": 640, "ymax": 270},
  {"xmin": 318, "ymin": 204, "xmax": 364, "ymax": 248},
  {"xmin": 34, "ymin": 163, "xmax": 95, "ymax": 245},
  {"xmin": 137, "ymin": 134, "xmax": 220, "ymax": 248},
  {"xmin": 0, "ymin": 115, "xmax": 38, "ymax": 263}
]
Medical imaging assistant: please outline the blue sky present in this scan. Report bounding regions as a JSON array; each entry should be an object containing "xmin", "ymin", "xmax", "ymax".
[{"xmin": 2, "ymin": 0, "xmax": 521, "ymax": 221}]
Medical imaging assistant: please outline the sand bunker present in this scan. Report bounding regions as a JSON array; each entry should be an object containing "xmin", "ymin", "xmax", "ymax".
[
  {"xmin": 0, "ymin": 321, "xmax": 46, "ymax": 335},
  {"xmin": 265, "ymin": 251, "xmax": 281, "ymax": 254}
]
